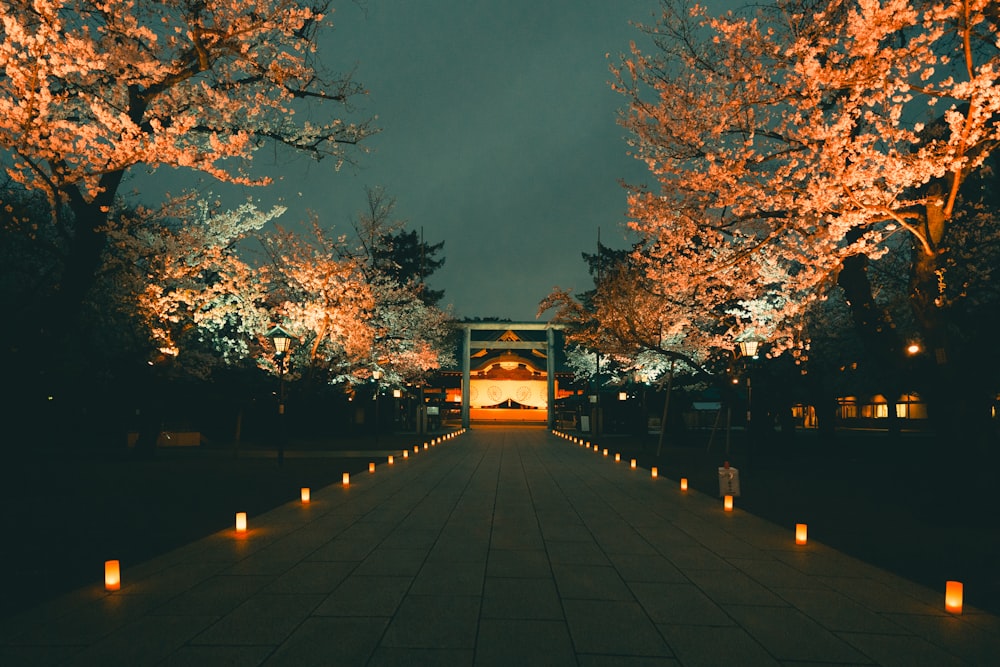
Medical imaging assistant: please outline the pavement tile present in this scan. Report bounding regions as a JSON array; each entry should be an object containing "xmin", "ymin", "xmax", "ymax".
[
  {"xmin": 192, "ymin": 594, "xmax": 324, "ymax": 645},
  {"xmin": 481, "ymin": 576, "xmax": 563, "ymax": 620},
  {"xmin": 879, "ymin": 612, "xmax": 1000, "ymax": 665},
  {"xmin": 682, "ymin": 568, "xmax": 788, "ymax": 606},
  {"xmin": 380, "ymin": 594, "xmax": 480, "ymax": 649},
  {"xmin": 264, "ymin": 560, "xmax": 357, "ymax": 595},
  {"xmin": 727, "ymin": 556, "xmax": 825, "ymax": 589},
  {"xmin": 838, "ymin": 631, "xmax": 966, "ymax": 667},
  {"xmin": 151, "ymin": 574, "xmax": 272, "ymax": 616},
  {"xmin": 12, "ymin": 592, "xmax": 167, "ymax": 645},
  {"xmin": 368, "ymin": 646, "xmax": 474, "ymax": 666},
  {"xmin": 724, "ymin": 604, "xmax": 870, "ymax": 663},
  {"xmin": 157, "ymin": 644, "xmax": 274, "ymax": 667},
  {"xmin": 475, "ymin": 618, "xmax": 576, "ymax": 667},
  {"xmin": 629, "ymin": 581, "xmax": 734, "ymax": 626},
  {"xmin": 546, "ymin": 539, "xmax": 610, "ymax": 565},
  {"xmin": 552, "ymin": 563, "xmax": 634, "ymax": 600},
  {"xmin": 658, "ymin": 624, "xmax": 781, "ymax": 667},
  {"xmin": 815, "ymin": 575, "xmax": 943, "ymax": 615},
  {"xmin": 575, "ymin": 656, "xmax": 680, "ymax": 666},
  {"xmin": 563, "ymin": 599, "xmax": 673, "ymax": 657},
  {"xmin": 774, "ymin": 587, "xmax": 910, "ymax": 634},
  {"xmin": 353, "ymin": 547, "xmax": 428, "ymax": 577},
  {"xmin": 487, "ymin": 548, "xmax": 551, "ymax": 578},
  {"xmin": 314, "ymin": 575, "xmax": 412, "ymax": 616},
  {"xmin": 608, "ymin": 553, "xmax": 687, "ymax": 583},
  {"xmin": 61, "ymin": 613, "xmax": 218, "ymax": 667},
  {"xmin": 261, "ymin": 616, "xmax": 389, "ymax": 667},
  {"xmin": 410, "ymin": 559, "xmax": 485, "ymax": 596},
  {"xmin": 0, "ymin": 645, "xmax": 83, "ymax": 667}
]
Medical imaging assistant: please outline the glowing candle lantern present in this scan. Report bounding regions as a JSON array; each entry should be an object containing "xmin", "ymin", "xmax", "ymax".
[
  {"xmin": 724, "ymin": 495, "xmax": 734, "ymax": 512},
  {"xmin": 369, "ymin": 462, "xmax": 376, "ymax": 473},
  {"xmin": 236, "ymin": 512, "xmax": 247, "ymax": 532},
  {"xmin": 630, "ymin": 459, "xmax": 637, "ymax": 469},
  {"xmin": 680, "ymin": 478, "xmax": 688, "ymax": 491},
  {"xmin": 603, "ymin": 449, "xmax": 608, "ymax": 457},
  {"xmin": 104, "ymin": 560, "xmax": 121, "ymax": 591},
  {"xmin": 795, "ymin": 523, "xmax": 808, "ymax": 545},
  {"xmin": 945, "ymin": 581, "xmax": 964, "ymax": 614},
  {"xmin": 403, "ymin": 449, "xmax": 409, "ymax": 459},
  {"xmin": 300, "ymin": 487, "xmax": 311, "ymax": 503},
  {"xmin": 651, "ymin": 467, "xmax": 658, "ymax": 478},
  {"xmin": 615, "ymin": 453, "xmax": 621, "ymax": 462},
  {"xmin": 342, "ymin": 472, "xmax": 350, "ymax": 486},
  {"xmin": 388, "ymin": 455, "xmax": 394, "ymax": 465},
  {"xmin": 414, "ymin": 446, "xmax": 419, "ymax": 453},
  {"xmin": 424, "ymin": 443, "xmax": 428, "ymax": 450}
]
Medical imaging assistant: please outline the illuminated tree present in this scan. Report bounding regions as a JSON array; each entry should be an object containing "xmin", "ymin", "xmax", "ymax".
[
  {"xmin": 539, "ymin": 243, "xmax": 713, "ymax": 385},
  {"xmin": 615, "ymin": 0, "xmax": 999, "ymax": 354},
  {"xmin": 0, "ymin": 0, "xmax": 374, "ymax": 326},
  {"xmin": 338, "ymin": 186, "xmax": 454, "ymax": 383},
  {"xmin": 615, "ymin": 0, "xmax": 1000, "ymax": 435}
]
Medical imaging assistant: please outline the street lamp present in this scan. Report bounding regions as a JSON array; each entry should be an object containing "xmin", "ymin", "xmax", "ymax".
[
  {"xmin": 372, "ymin": 369, "xmax": 382, "ymax": 446},
  {"xmin": 265, "ymin": 325, "xmax": 294, "ymax": 466},
  {"xmin": 736, "ymin": 334, "xmax": 764, "ymax": 464}
]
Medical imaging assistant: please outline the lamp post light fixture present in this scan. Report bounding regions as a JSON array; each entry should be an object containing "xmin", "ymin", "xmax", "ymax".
[
  {"xmin": 372, "ymin": 369, "xmax": 382, "ymax": 447},
  {"xmin": 265, "ymin": 325, "xmax": 295, "ymax": 466}
]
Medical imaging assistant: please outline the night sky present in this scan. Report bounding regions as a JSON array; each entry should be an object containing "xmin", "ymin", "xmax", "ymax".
[{"xmin": 138, "ymin": 0, "xmax": 669, "ymax": 321}]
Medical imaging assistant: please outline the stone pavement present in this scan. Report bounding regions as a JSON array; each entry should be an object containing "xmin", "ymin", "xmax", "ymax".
[{"xmin": 2, "ymin": 426, "xmax": 998, "ymax": 666}]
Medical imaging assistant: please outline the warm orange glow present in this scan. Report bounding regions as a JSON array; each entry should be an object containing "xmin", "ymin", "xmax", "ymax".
[
  {"xmin": 369, "ymin": 462, "xmax": 375, "ymax": 473},
  {"xmin": 615, "ymin": 453, "xmax": 621, "ymax": 462},
  {"xmin": 300, "ymin": 487, "xmax": 310, "ymax": 503},
  {"xmin": 403, "ymin": 449, "xmax": 409, "ymax": 459},
  {"xmin": 945, "ymin": 581, "xmax": 963, "ymax": 614},
  {"xmin": 388, "ymin": 455, "xmax": 394, "ymax": 465},
  {"xmin": 414, "ymin": 446, "xmax": 419, "ymax": 453},
  {"xmin": 423, "ymin": 443, "xmax": 428, "ymax": 450},
  {"xmin": 795, "ymin": 523, "xmax": 808, "ymax": 545},
  {"xmin": 236, "ymin": 512, "xmax": 247, "ymax": 532},
  {"xmin": 680, "ymin": 478, "xmax": 688, "ymax": 491},
  {"xmin": 342, "ymin": 472, "xmax": 350, "ymax": 486},
  {"xmin": 104, "ymin": 560, "xmax": 121, "ymax": 591},
  {"xmin": 630, "ymin": 459, "xmax": 637, "ymax": 469},
  {"xmin": 603, "ymin": 448, "xmax": 608, "ymax": 457},
  {"xmin": 724, "ymin": 495, "xmax": 734, "ymax": 511},
  {"xmin": 651, "ymin": 467, "xmax": 658, "ymax": 478}
]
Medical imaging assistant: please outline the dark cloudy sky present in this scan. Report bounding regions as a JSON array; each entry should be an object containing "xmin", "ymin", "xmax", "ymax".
[
  {"xmin": 291, "ymin": 0, "xmax": 665, "ymax": 321},
  {"xmin": 140, "ymin": 0, "xmax": 669, "ymax": 320}
]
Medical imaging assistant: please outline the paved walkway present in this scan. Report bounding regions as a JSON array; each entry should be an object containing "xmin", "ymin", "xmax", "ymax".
[{"xmin": 3, "ymin": 427, "xmax": 998, "ymax": 666}]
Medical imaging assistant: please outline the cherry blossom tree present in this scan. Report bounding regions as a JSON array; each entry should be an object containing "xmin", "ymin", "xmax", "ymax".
[
  {"xmin": 0, "ymin": 0, "xmax": 375, "ymax": 328},
  {"xmin": 615, "ymin": 0, "xmax": 1000, "ymax": 435}
]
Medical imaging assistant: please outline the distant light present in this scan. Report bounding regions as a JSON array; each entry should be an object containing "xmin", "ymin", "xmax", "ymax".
[
  {"xmin": 906, "ymin": 343, "xmax": 922, "ymax": 355},
  {"xmin": 342, "ymin": 473, "xmax": 350, "ymax": 486},
  {"xmin": 651, "ymin": 467, "xmax": 658, "ymax": 478},
  {"xmin": 300, "ymin": 488, "xmax": 310, "ymax": 503},
  {"xmin": 796, "ymin": 523, "xmax": 808, "ymax": 545},
  {"xmin": 104, "ymin": 560, "xmax": 121, "ymax": 591},
  {"xmin": 680, "ymin": 478, "xmax": 688, "ymax": 491},
  {"xmin": 235, "ymin": 512, "xmax": 247, "ymax": 532},
  {"xmin": 945, "ymin": 581, "xmax": 963, "ymax": 614},
  {"xmin": 724, "ymin": 495, "xmax": 734, "ymax": 512}
]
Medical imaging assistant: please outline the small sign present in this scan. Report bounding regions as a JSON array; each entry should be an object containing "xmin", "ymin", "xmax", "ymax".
[{"xmin": 718, "ymin": 466, "xmax": 741, "ymax": 497}]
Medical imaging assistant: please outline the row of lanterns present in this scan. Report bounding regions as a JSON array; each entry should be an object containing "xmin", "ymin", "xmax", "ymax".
[
  {"xmin": 104, "ymin": 428, "xmax": 468, "ymax": 594},
  {"xmin": 550, "ymin": 430, "xmax": 966, "ymax": 615}
]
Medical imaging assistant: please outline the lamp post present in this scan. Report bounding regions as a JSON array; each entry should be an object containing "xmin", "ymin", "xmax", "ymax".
[
  {"xmin": 265, "ymin": 325, "xmax": 294, "ymax": 466},
  {"xmin": 737, "ymin": 335, "xmax": 763, "ymax": 465},
  {"xmin": 372, "ymin": 369, "xmax": 382, "ymax": 447}
]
